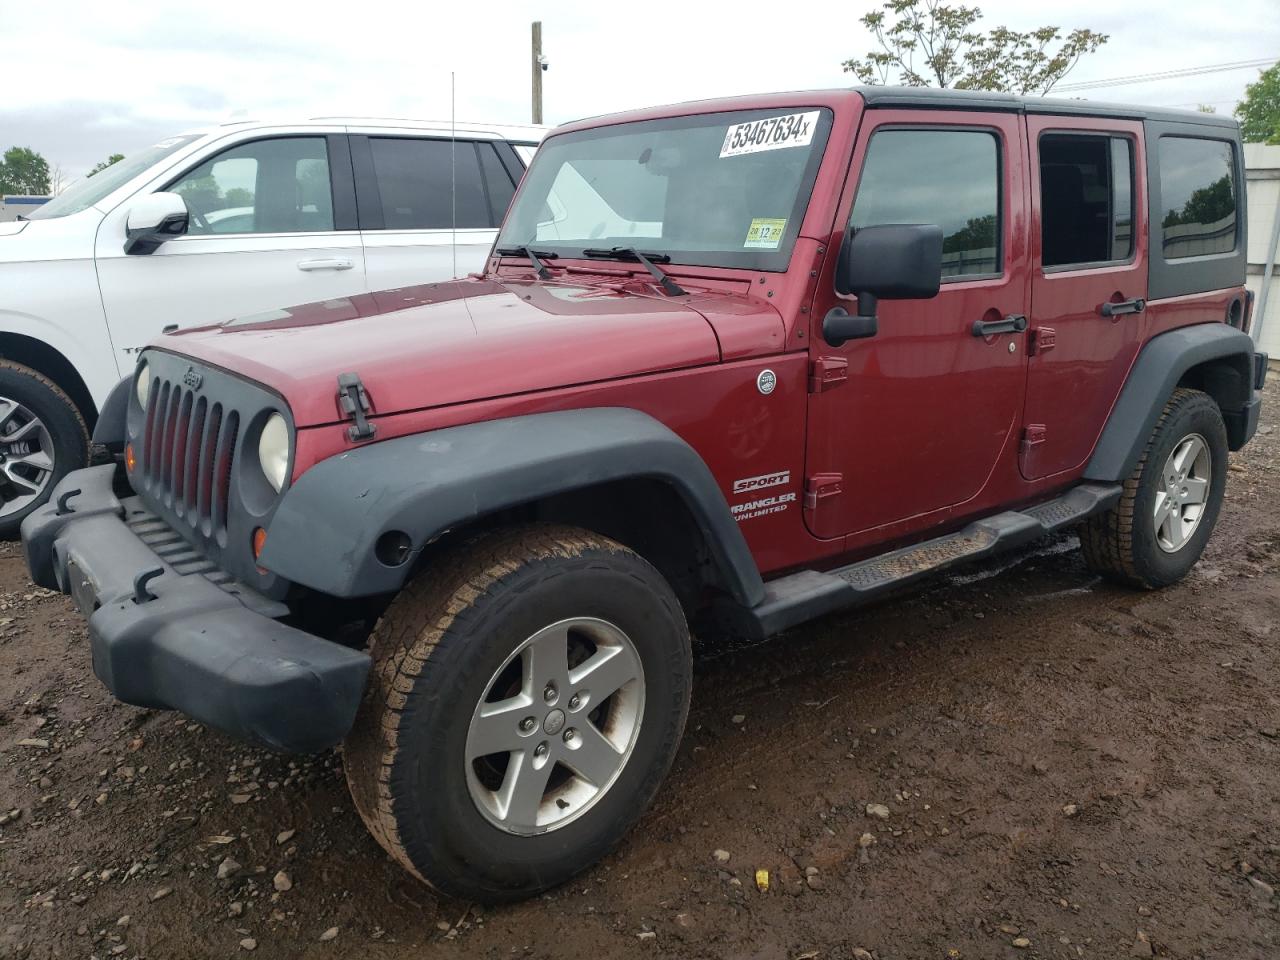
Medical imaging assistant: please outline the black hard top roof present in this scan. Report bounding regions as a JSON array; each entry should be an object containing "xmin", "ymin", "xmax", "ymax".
[{"xmin": 856, "ymin": 85, "xmax": 1238, "ymax": 129}]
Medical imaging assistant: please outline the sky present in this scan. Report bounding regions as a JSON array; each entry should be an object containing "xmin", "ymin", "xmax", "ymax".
[{"xmin": 1, "ymin": 0, "xmax": 1276, "ymax": 186}]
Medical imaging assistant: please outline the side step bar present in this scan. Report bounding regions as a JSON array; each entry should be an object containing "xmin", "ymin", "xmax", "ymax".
[{"xmin": 747, "ymin": 482, "xmax": 1122, "ymax": 638}]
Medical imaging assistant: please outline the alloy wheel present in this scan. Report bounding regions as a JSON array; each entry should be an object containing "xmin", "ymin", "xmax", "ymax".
[
  {"xmin": 464, "ymin": 617, "xmax": 645, "ymax": 836},
  {"xmin": 1153, "ymin": 432, "xmax": 1211, "ymax": 553},
  {"xmin": 0, "ymin": 397, "xmax": 55, "ymax": 519}
]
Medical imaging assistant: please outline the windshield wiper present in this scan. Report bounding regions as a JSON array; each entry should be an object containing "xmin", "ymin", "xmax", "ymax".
[
  {"xmin": 581, "ymin": 246, "xmax": 687, "ymax": 297},
  {"xmin": 494, "ymin": 245, "xmax": 558, "ymax": 281}
]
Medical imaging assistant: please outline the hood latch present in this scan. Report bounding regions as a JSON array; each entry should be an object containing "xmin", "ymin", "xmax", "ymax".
[{"xmin": 337, "ymin": 372, "xmax": 377, "ymax": 442}]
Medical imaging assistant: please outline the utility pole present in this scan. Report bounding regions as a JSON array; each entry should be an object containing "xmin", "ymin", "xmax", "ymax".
[{"xmin": 531, "ymin": 21, "xmax": 544, "ymax": 125}]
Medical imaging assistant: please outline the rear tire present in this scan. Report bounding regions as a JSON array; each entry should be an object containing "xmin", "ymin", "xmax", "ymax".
[
  {"xmin": 0, "ymin": 362, "xmax": 89, "ymax": 539},
  {"xmin": 1081, "ymin": 388, "xmax": 1228, "ymax": 589},
  {"xmin": 343, "ymin": 523, "xmax": 691, "ymax": 903}
]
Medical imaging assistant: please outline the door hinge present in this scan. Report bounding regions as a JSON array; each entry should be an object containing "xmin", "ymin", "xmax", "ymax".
[
  {"xmin": 1028, "ymin": 326, "xmax": 1057, "ymax": 356},
  {"xmin": 1019, "ymin": 424, "xmax": 1047, "ymax": 476},
  {"xmin": 337, "ymin": 372, "xmax": 377, "ymax": 442},
  {"xmin": 804, "ymin": 472, "xmax": 844, "ymax": 510},
  {"xmin": 808, "ymin": 356, "xmax": 849, "ymax": 393}
]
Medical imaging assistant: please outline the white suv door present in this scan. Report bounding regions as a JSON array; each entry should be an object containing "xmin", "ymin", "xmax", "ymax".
[
  {"xmin": 350, "ymin": 134, "xmax": 520, "ymax": 290},
  {"xmin": 94, "ymin": 131, "xmax": 366, "ymax": 368}
]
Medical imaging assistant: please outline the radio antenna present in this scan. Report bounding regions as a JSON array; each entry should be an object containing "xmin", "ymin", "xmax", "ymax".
[{"xmin": 451, "ymin": 71, "xmax": 457, "ymax": 279}]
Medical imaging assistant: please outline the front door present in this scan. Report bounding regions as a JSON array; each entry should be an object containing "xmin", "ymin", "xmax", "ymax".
[
  {"xmin": 805, "ymin": 110, "xmax": 1031, "ymax": 541},
  {"xmin": 95, "ymin": 133, "xmax": 366, "ymax": 369},
  {"xmin": 1022, "ymin": 116, "xmax": 1147, "ymax": 480}
]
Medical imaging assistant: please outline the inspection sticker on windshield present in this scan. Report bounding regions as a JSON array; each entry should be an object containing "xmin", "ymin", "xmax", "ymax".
[
  {"xmin": 720, "ymin": 111, "xmax": 819, "ymax": 158},
  {"xmin": 744, "ymin": 218, "xmax": 787, "ymax": 249}
]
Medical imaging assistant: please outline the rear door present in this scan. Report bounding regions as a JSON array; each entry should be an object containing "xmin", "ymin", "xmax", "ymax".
[
  {"xmin": 351, "ymin": 134, "xmax": 520, "ymax": 288},
  {"xmin": 1022, "ymin": 116, "xmax": 1147, "ymax": 480},
  {"xmin": 805, "ymin": 109, "xmax": 1032, "ymax": 541}
]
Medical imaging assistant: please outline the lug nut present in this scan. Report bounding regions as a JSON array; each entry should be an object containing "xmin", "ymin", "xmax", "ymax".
[
  {"xmin": 534, "ymin": 742, "xmax": 548, "ymax": 758},
  {"xmin": 563, "ymin": 728, "xmax": 577, "ymax": 744},
  {"xmin": 543, "ymin": 682, "xmax": 557, "ymax": 704},
  {"xmin": 520, "ymin": 717, "xmax": 536, "ymax": 733},
  {"xmin": 568, "ymin": 694, "xmax": 581, "ymax": 711}
]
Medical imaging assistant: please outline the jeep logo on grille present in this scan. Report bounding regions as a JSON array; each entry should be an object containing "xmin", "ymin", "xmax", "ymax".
[{"xmin": 182, "ymin": 367, "xmax": 203, "ymax": 390}]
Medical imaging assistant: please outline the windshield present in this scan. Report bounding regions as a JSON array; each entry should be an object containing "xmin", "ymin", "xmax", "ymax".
[
  {"xmin": 498, "ymin": 107, "xmax": 832, "ymax": 271},
  {"xmin": 27, "ymin": 135, "xmax": 203, "ymax": 220}
]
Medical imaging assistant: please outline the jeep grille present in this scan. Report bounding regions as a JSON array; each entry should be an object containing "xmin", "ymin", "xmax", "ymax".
[{"xmin": 141, "ymin": 377, "xmax": 239, "ymax": 542}]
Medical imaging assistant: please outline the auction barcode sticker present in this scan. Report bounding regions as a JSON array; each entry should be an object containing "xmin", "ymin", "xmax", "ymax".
[{"xmin": 720, "ymin": 111, "xmax": 820, "ymax": 158}]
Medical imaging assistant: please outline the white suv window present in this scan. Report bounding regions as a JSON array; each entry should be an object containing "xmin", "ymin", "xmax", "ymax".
[{"xmin": 170, "ymin": 137, "xmax": 334, "ymax": 235}]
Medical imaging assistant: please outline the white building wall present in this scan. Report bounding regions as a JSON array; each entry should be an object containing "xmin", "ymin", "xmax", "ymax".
[{"xmin": 1244, "ymin": 143, "xmax": 1280, "ymax": 357}]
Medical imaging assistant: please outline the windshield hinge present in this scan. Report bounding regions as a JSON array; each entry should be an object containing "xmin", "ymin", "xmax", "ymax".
[
  {"xmin": 337, "ymin": 372, "xmax": 377, "ymax": 442},
  {"xmin": 808, "ymin": 356, "xmax": 849, "ymax": 393}
]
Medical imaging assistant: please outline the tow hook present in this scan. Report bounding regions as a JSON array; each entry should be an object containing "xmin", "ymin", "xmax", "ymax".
[
  {"xmin": 55, "ymin": 488, "xmax": 82, "ymax": 516},
  {"xmin": 132, "ymin": 568, "xmax": 163, "ymax": 604}
]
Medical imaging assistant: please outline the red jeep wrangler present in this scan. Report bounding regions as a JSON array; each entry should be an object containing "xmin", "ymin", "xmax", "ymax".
[{"xmin": 24, "ymin": 88, "xmax": 1267, "ymax": 902}]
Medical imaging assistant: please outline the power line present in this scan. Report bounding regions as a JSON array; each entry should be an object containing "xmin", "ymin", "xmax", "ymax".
[{"xmin": 1057, "ymin": 57, "xmax": 1275, "ymax": 92}]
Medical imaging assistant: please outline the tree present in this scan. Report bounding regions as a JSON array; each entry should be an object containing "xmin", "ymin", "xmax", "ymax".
[
  {"xmin": 1163, "ymin": 175, "xmax": 1234, "ymax": 230},
  {"xmin": 86, "ymin": 154, "xmax": 125, "ymax": 177},
  {"xmin": 1235, "ymin": 62, "xmax": 1280, "ymax": 144},
  {"xmin": 842, "ymin": 0, "xmax": 1108, "ymax": 95},
  {"xmin": 0, "ymin": 146, "xmax": 52, "ymax": 196}
]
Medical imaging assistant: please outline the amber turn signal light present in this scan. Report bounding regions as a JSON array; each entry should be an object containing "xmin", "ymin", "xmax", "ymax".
[
  {"xmin": 124, "ymin": 442, "xmax": 136, "ymax": 473},
  {"xmin": 252, "ymin": 527, "xmax": 267, "ymax": 560}
]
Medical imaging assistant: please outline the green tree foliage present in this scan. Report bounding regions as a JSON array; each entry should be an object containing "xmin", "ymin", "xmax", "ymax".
[
  {"xmin": 174, "ymin": 175, "xmax": 223, "ymax": 216},
  {"xmin": 0, "ymin": 146, "xmax": 52, "ymax": 195},
  {"xmin": 843, "ymin": 0, "xmax": 1108, "ymax": 95},
  {"xmin": 1162, "ymin": 175, "xmax": 1235, "ymax": 230},
  {"xmin": 86, "ymin": 154, "xmax": 126, "ymax": 177},
  {"xmin": 1234, "ymin": 63, "xmax": 1280, "ymax": 144},
  {"xmin": 943, "ymin": 213, "xmax": 996, "ymax": 253}
]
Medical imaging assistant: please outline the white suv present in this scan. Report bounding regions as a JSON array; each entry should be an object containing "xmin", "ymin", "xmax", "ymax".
[{"xmin": 0, "ymin": 118, "xmax": 543, "ymax": 534}]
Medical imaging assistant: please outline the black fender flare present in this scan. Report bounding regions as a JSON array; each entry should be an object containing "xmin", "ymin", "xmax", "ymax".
[
  {"xmin": 1085, "ymin": 323, "xmax": 1257, "ymax": 483},
  {"xmin": 91, "ymin": 376, "xmax": 130, "ymax": 449},
  {"xmin": 260, "ymin": 407, "xmax": 766, "ymax": 606}
]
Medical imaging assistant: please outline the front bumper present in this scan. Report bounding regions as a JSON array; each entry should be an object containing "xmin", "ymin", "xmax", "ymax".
[{"xmin": 22, "ymin": 465, "xmax": 370, "ymax": 753}]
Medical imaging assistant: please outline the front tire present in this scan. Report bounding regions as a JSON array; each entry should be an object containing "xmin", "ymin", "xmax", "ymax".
[
  {"xmin": 0, "ymin": 361, "xmax": 88, "ymax": 538},
  {"xmin": 343, "ymin": 524, "xmax": 691, "ymax": 903},
  {"xmin": 1081, "ymin": 387, "xmax": 1228, "ymax": 589}
]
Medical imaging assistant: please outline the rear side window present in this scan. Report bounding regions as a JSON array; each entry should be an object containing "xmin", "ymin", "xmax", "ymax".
[
  {"xmin": 368, "ymin": 138, "xmax": 493, "ymax": 230},
  {"xmin": 1038, "ymin": 133, "xmax": 1134, "ymax": 268},
  {"xmin": 1158, "ymin": 137, "xmax": 1237, "ymax": 259},
  {"xmin": 851, "ymin": 129, "xmax": 1001, "ymax": 279}
]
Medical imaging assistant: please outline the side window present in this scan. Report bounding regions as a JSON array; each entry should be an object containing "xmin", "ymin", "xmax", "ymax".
[
  {"xmin": 851, "ymin": 129, "xmax": 1000, "ymax": 279},
  {"xmin": 477, "ymin": 143, "xmax": 517, "ymax": 224},
  {"xmin": 170, "ymin": 137, "xmax": 333, "ymax": 235},
  {"xmin": 1039, "ymin": 133, "xmax": 1134, "ymax": 268},
  {"xmin": 1158, "ymin": 136, "xmax": 1237, "ymax": 260},
  {"xmin": 367, "ymin": 138, "xmax": 491, "ymax": 230}
]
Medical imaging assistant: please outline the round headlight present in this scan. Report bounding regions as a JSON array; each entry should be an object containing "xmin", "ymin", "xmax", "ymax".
[
  {"xmin": 135, "ymin": 362, "xmax": 151, "ymax": 408},
  {"xmin": 258, "ymin": 413, "xmax": 290, "ymax": 493}
]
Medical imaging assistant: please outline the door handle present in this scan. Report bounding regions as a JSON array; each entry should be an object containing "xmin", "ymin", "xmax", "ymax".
[
  {"xmin": 297, "ymin": 258, "xmax": 354, "ymax": 272},
  {"xmin": 971, "ymin": 314, "xmax": 1027, "ymax": 337},
  {"xmin": 1099, "ymin": 297, "xmax": 1145, "ymax": 317}
]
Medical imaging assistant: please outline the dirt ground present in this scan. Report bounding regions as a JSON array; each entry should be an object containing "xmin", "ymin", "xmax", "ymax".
[{"xmin": 2, "ymin": 375, "xmax": 1278, "ymax": 960}]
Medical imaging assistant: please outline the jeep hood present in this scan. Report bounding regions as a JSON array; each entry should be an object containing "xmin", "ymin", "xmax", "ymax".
[{"xmin": 159, "ymin": 277, "xmax": 779, "ymax": 428}]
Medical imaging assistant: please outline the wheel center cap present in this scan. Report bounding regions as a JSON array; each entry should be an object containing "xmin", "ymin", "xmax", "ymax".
[{"xmin": 543, "ymin": 708, "xmax": 566, "ymax": 736}]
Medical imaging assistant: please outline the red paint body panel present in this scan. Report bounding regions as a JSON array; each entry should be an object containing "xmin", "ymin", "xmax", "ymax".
[{"xmin": 166, "ymin": 278, "xmax": 721, "ymax": 427}]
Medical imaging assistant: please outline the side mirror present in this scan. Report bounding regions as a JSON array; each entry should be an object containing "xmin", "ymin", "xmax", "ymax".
[
  {"xmin": 124, "ymin": 192, "xmax": 189, "ymax": 255},
  {"xmin": 823, "ymin": 223, "xmax": 944, "ymax": 347}
]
